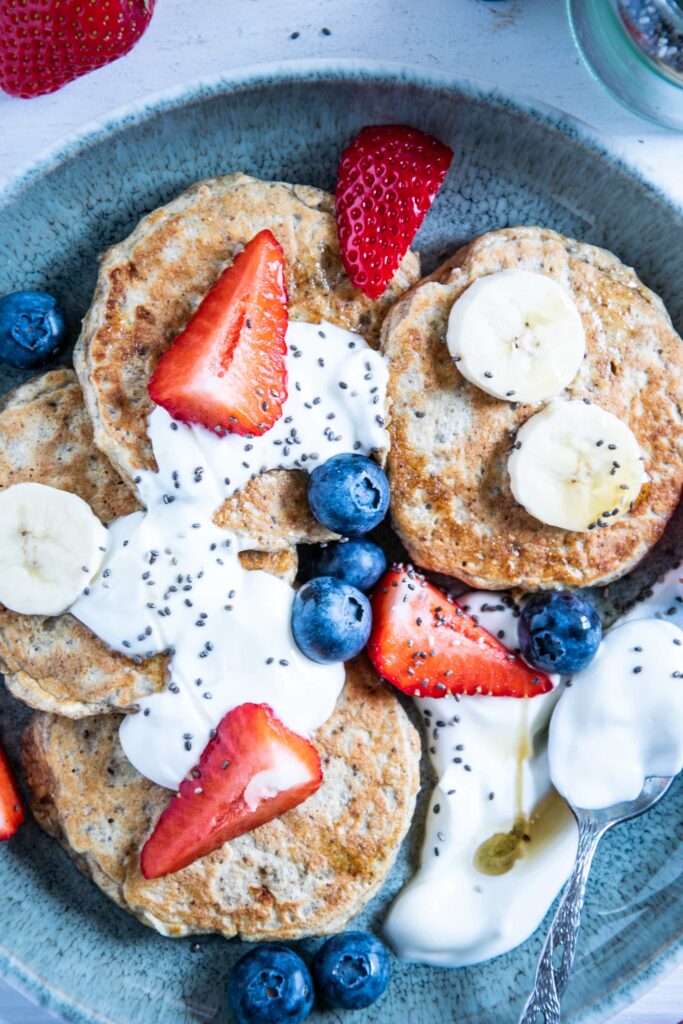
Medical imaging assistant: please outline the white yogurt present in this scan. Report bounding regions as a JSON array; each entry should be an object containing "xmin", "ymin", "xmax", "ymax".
[
  {"xmin": 143, "ymin": 318, "xmax": 388, "ymax": 512},
  {"xmin": 384, "ymin": 593, "xmax": 579, "ymax": 967},
  {"xmin": 386, "ymin": 569, "xmax": 683, "ymax": 967},
  {"xmin": 71, "ymin": 320, "xmax": 387, "ymax": 789},
  {"xmin": 549, "ymin": 618, "xmax": 683, "ymax": 810}
]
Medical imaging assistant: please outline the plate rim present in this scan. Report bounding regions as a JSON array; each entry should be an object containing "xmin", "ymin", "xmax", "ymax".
[
  {"xmin": 1, "ymin": 56, "xmax": 683, "ymax": 222},
  {"xmin": 1, "ymin": 56, "xmax": 682, "ymax": 1024}
]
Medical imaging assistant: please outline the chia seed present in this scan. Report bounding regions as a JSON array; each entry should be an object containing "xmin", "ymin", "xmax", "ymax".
[{"xmin": 619, "ymin": 0, "xmax": 683, "ymax": 77}]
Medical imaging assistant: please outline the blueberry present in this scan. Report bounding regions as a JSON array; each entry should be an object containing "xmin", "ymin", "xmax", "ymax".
[
  {"xmin": 298, "ymin": 540, "xmax": 387, "ymax": 592},
  {"xmin": 292, "ymin": 576, "xmax": 371, "ymax": 663},
  {"xmin": 307, "ymin": 453, "xmax": 389, "ymax": 535},
  {"xmin": 0, "ymin": 291, "xmax": 66, "ymax": 369},
  {"xmin": 227, "ymin": 944, "xmax": 314, "ymax": 1024},
  {"xmin": 518, "ymin": 592, "xmax": 602, "ymax": 675},
  {"xmin": 313, "ymin": 931, "xmax": 391, "ymax": 1010}
]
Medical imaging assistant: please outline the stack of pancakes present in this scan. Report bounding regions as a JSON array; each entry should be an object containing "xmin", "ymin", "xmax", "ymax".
[
  {"xmin": 0, "ymin": 175, "xmax": 422, "ymax": 941},
  {"xmin": 2, "ymin": 173, "xmax": 681, "ymax": 942}
]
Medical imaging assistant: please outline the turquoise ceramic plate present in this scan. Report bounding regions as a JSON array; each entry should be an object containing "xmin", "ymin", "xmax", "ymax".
[{"xmin": 0, "ymin": 62, "xmax": 681, "ymax": 1024}]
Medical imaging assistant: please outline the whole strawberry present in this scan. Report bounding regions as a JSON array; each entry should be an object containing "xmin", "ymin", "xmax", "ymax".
[
  {"xmin": 335, "ymin": 124, "xmax": 453, "ymax": 299},
  {"xmin": 0, "ymin": 0, "xmax": 155, "ymax": 99}
]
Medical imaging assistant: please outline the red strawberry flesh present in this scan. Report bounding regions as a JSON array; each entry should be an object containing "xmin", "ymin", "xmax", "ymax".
[
  {"xmin": 148, "ymin": 229, "xmax": 288, "ymax": 437},
  {"xmin": 335, "ymin": 124, "xmax": 453, "ymax": 299},
  {"xmin": 0, "ymin": 744, "xmax": 24, "ymax": 841},
  {"xmin": 368, "ymin": 566, "xmax": 553, "ymax": 699},
  {"xmin": 0, "ymin": 0, "xmax": 155, "ymax": 100},
  {"xmin": 141, "ymin": 703, "xmax": 322, "ymax": 879}
]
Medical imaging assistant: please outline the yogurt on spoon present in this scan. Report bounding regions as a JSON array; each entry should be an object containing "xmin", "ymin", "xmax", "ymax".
[{"xmin": 549, "ymin": 615, "xmax": 683, "ymax": 810}]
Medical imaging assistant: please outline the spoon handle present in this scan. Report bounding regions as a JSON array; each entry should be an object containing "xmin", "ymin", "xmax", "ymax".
[{"xmin": 518, "ymin": 817, "xmax": 606, "ymax": 1024}]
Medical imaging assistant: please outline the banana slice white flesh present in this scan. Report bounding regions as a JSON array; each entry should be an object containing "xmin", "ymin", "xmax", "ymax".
[
  {"xmin": 447, "ymin": 269, "xmax": 586, "ymax": 404},
  {"xmin": 508, "ymin": 400, "xmax": 647, "ymax": 532},
  {"xmin": 0, "ymin": 482, "xmax": 108, "ymax": 616}
]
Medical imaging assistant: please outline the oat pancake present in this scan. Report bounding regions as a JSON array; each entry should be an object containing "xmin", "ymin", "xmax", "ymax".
[
  {"xmin": 383, "ymin": 227, "xmax": 683, "ymax": 590},
  {"xmin": 24, "ymin": 656, "xmax": 420, "ymax": 940},
  {"xmin": 0, "ymin": 370, "xmax": 297, "ymax": 717},
  {"xmin": 74, "ymin": 172, "xmax": 420, "ymax": 549}
]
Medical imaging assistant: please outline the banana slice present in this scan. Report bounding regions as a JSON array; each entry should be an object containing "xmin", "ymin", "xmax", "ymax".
[
  {"xmin": 447, "ymin": 269, "xmax": 585, "ymax": 404},
  {"xmin": 0, "ymin": 482, "xmax": 108, "ymax": 616},
  {"xmin": 508, "ymin": 400, "xmax": 647, "ymax": 532}
]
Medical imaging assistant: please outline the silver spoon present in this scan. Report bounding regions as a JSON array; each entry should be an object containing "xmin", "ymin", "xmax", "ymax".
[{"xmin": 518, "ymin": 775, "xmax": 675, "ymax": 1024}]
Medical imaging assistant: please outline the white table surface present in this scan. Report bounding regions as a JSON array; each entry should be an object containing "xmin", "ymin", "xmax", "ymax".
[{"xmin": 0, "ymin": 0, "xmax": 682, "ymax": 1021}]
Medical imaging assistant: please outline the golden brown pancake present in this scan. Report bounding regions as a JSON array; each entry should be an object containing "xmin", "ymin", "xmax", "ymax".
[
  {"xmin": 24, "ymin": 657, "xmax": 420, "ymax": 940},
  {"xmin": 74, "ymin": 172, "xmax": 420, "ymax": 549},
  {"xmin": 0, "ymin": 370, "xmax": 298, "ymax": 717},
  {"xmin": 382, "ymin": 227, "xmax": 683, "ymax": 590}
]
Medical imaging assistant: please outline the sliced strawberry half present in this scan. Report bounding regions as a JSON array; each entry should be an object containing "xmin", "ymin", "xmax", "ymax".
[
  {"xmin": 148, "ymin": 229, "xmax": 288, "ymax": 437},
  {"xmin": 0, "ymin": 744, "xmax": 24, "ymax": 841},
  {"xmin": 141, "ymin": 703, "xmax": 322, "ymax": 879},
  {"xmin": 368, "ymin": 566, "xmax": 553, "ymax": 699},
  {"xmin": 335, "ymin": 124, "xmax": 453, "ymax": 299}
]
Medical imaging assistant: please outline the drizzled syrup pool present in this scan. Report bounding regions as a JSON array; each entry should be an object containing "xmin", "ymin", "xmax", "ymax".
[{"xmin": 71, "ymin": 320, "xmax": 388, "ymax": 789}]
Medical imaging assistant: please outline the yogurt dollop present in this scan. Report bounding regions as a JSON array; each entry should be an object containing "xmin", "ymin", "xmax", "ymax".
[
  {"xmin": 549, "ymin": 617, "xmax": 683, "ymax": 810},
  {"xmin": 383, "ymin": 592, "xmax": 578, "ymax": 967},
  {"xmin": 144, "ymin": 318, "xmax": 388, "ymax": 512},
  {"xmin": 71, "ymin": 320, "xmax": 388, "ymax": 789}
]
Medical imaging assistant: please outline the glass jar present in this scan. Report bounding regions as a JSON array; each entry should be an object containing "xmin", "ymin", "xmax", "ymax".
[{"xmin": 567, "ymin": 0, "xmax": 683, "ymax": 129}]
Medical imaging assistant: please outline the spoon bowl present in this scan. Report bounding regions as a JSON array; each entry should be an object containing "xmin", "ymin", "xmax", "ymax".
[{"xmin": 519, "ymin": 775, "xmax": 675, "ymax": 1024}]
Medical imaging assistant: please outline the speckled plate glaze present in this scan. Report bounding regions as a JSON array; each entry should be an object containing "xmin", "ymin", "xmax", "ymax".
[{"xmin": 0, "ymin": 61, "xmax": 681, "ymax": 1024}]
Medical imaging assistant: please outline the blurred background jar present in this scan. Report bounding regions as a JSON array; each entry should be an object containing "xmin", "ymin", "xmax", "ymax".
[{"xmin": 568, "ymin": 0, "xmax": 683, "ymax": 129}]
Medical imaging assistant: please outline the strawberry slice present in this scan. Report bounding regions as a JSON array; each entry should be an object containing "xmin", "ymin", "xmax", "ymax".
[
  {"xmin": 0, "ymin": 744, "xmax": 24, "ymax": 841},
  {"xmin": 148, "ymin": 230, "xmax": 288, "ymax": 437},
  {"xmin": 141, "ymin": 703, "xmax": 322, "ymax": 879},
  {"xmin": 335, "ymin": 124, "xmax": 453, "ymax": 299},
  {"xmin": 368, "ymin": 566, "xmax": 553, "ymax": 699},
  {"xmin": 0, "ymin": 0, "xmax": 155, "ymax": 100}
]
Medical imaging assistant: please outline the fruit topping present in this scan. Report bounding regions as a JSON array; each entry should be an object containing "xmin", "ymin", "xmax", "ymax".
[
  {"xmin": 0, "ymin": 0, "xmax": 155, "ymax": 99},
  {"xmin": 368, "ymin": 566, "xmax": 553, "ymax": 698},
  {"xmin": 148, "ymin": 230, "xmax": 288, "ymax": 437},
  {"xmin": 313, "ymin": 931, "xmax": 392, "ymax": 1010},
  {"xmin": 336, "ymin": 124, "xmax": 453, "ymax": 298},
  {"xmin": 228, "ymin": 944, "xmax": 314, "ymax": 1024},
  {"xmin": 0, "ymin": 744, "xmax": 24, "ymax": 842},
  {"xmin": 298, "ymin": 539, "xmax": 387, "ymax": 592},
  {"xmin": 0, "ymin": 482, "xmax": 109, "ymax": 616},
  {"xmin": 140, "ymin": 703, "xmax": 322, "ymax": 879},
  {"xmin": 508, "ymin": 400, "xmax": 647, "ymax": 532},
  {"xmin": 307, "ymin": 453, "xmax": 390, "ymax": 535},
  {"xmin": 518, "ymin": 592, "xmax": 602, "ymax": 675},
  {"xmin": 0, "ymin": 291, "xmax": 66, "ymax": 369},
  {"xmin": 291, "ymin": 577, "xmax": 371, "ymax": 664},
  {"xmin": 446, "ymin": 270, "xmax": 586, "ymax": 404}
]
